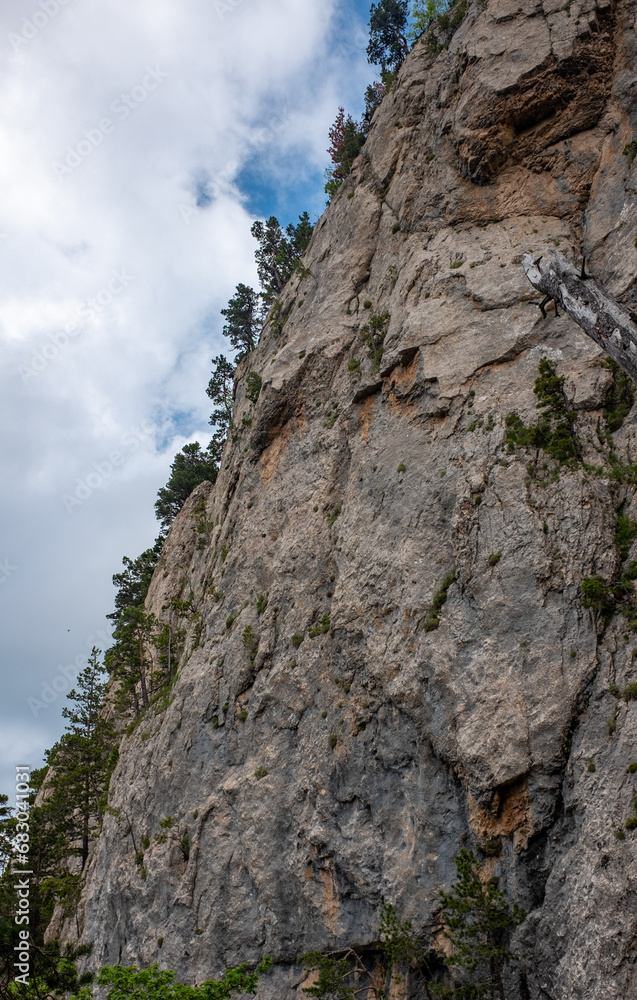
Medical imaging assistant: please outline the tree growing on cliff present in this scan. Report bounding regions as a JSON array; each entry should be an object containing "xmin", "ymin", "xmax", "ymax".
[
  {"xmin": 45, "ymin": 650, "xmax": 118, "ymax": 870},
  {"xmin": 154, "ymin": 442, "xmax": 220, "ymax": 531},
  {"xmin": 206, "ymin": 353, "xmax": 236, "ymax": 442},
  {"xmin": 251, "ymin": 213, "xmax": 314, "ymax": 305},
  {"xmin": 434, "ymin": 849, "xmax": 525, "ymax": 999},
  {"xmin": 220, "ymin": 283, "xmax": 264, "ymax": 362},
  {"xmin": 367, "ymin": 0, "xmax": 410, "ymax": 75}
]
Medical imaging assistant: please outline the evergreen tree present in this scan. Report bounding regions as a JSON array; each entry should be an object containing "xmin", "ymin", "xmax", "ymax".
[
  {"xmin": 154, "ymin": 442, "xmax": 220, "ymax": 531},
  {"xmin": 367, "ymin": 0, "xmax": 410, "ymax": 73},
  {"xmin": 362, "ymin": 82, "xmax": 386, "ymax": 131},
  {"xmin": 107, "ymin": 541, "xmax": 163, "ymax": 626},
  {"xmin": 106, "ymin": 609, "xmax": 159, "ymax": 715},
  {"xmin": 433, "ymin": 849, "xmax": 525, "ymax": 999},
  {"xmin": 206, "ymin": 354, "xmax": 236, "ymax": 439},
  {"xmin": 250, "ymin": 213, "xmax": 314, "ymax": 305},
  {"xmin": 325, "ymin": 109, "xmax": 367, "ymax": 198},
  {"xmin": 45, "ymin": 650, "xmax": 118, "ymax": 870},
  {"xmin": 220, "ymin": 283, "xmax": 263, "ymax": 362}
]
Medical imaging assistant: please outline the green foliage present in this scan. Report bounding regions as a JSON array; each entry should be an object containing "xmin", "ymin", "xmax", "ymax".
[
  {"xmin": 159, "ymin": 816, "xmax": 174, "ymax": 829},
  {"xmin": 291, "ymin": 633, "xmax": 304, "ymax": 648},
  {"xmin": 329, "ymin": 734, "xmax": 338, "ymax": 749},
  {"xmin": 256, "ymin": 594, "xmax": 268, "ymax": 615},
  {"xmin": 623, "ymin": 140, "xmax": 637, "ymax": 165},
  {"xmin": 325, "ymin": 109, "xmax": 368, "ymax": 199},
  {"xmin": 623, "ymin": 682, "xmax": 637, "ymax": 701},
  {"xmin": 254, "ymin": 768, "xmax": 268, "ymax": 779},
  {"xmin": 308, "ymin": 615, "xmax": 331, "ymax": 638},
  {"xmin": 505, "ymin": 358, "xmax": 579, "ymax": 467},
  {"xmin": 206, "ymin": 354, "xmax": 235, "ymax": 444},
  {"xmin": 220, "ymin": 283, "xmax": 263, "ymax": 362},
  {"xmin": 245, "ymin": 371, "xmax": 262, "ymax": 404},
  {"xmin": 251, "ymin": 214, "xmax": 314, "ymax": 305},
  {"xmin": 615, "ymin": 510, "xmax": 637, "ymax": 561},
  {"xmin": 75, "ymin": 957, "xmax": 272, "ymax": 1000},
  {"xmin": 241, "ymin": 626, "xmax": 259, "ymax": 661},
  {"xmin": 602, "ymin": 358, "xmax": 634, "ymax": 432},
  {"xmin": 327, "ymin": 504, "xmax": 342, "ymax": 525},
  {"xmin": 360, "ymin": 310, "xmax": 390, "ymax": 373},
  {"xmin": 367, "ymin": 0, "xmax": 410, "ymax": 73},
  {"xmin": 348, "ymin": 358, "xmax": 361, "ymax": 373},
  {"xmin": 433, "ymin": 848, "xmax": 525, "ymax": 999},
  {"xmin": 487, "ymin": 552, "xmax": 501, "ymax": 567},
  {"xmin": 154, "ymin": 443, "xmax": 219, "ymax": 531},
  {"xmin": 410, "ymin": 0, "xmax": 451, "ymax": 36},
  {"xmin": 397, "ymin": 462, "xmax": 406, "ymax": 473},
  {"xmin": 425, "ymin": 571, "xmax": 456, "ymax": 632},
  {"xmin": 44, "ymin": 649, "xmax": 118, "ymax": 870}
]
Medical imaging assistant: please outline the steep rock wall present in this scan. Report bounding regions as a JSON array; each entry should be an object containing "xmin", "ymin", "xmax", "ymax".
[{"xmin": 64, "ymin": 1, "xmax": 637, "ymax": 996}]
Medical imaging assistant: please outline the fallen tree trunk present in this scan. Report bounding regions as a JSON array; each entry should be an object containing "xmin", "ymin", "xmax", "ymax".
[{"xmin": 522, "ymin": 248, "xmax": 637, "ymax": 382}]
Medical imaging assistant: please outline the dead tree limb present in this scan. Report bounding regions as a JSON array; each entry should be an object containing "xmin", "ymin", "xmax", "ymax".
[{"xmin": 522, "ymin": 248, "xmax": 637, "ymax": 382}]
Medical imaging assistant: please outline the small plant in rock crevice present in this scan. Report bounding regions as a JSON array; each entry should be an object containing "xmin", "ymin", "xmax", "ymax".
[
  {"xmin": 360, "ymin": 310, "xmax": 390, "ymax": 373},
  {"xmin": 425, "ymin": 570, "xmax": 456, "ymax": 632}
]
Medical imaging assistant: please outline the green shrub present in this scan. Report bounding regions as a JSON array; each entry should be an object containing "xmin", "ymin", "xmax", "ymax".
[
  {"xmin": 157, "ymin": 938, "xmax": 164, "ymax": 947},
  {"xmin": 309, "ymin": 614, "xmax": 331, "ymax": 638},
  {"xmin": 626, "ymin": 817, "xmax": 637, "ymax": 830},
  {"xmin": 348, "ymin": 357, "xmax": 361, "ymax": 372},
  {"xmin": 392, "ymin": 222, "xmax": 400, "ymax": 233},
  {"xmin": 505, "ymin": 358, "xmax": 579, "ymax": 465},
  {"xmin": 450, "ymin": 259, "xmax": 464, "ymax": 269},
  {"xmin": 256, "ymin": 593, "xmax": 268, "ymax": 615},
  {"xmin": 329, "ymin": 734, "xmax": 338, "ymax": 749},
  {"xmin": 397, "ymin": 462, "xmax": 406, "ymax": 473},
  {"xmin": 587, "ymin": 759, "xmax": 596, "ymax": 773},
  {"xmin": 238, "ymin": 710, "xmax": 248, "ymax": 722},
  {"xmin": 623, "ymin": 682, "xmax": 637, "ymax": 701},
  {"xmin": 226, "ymin": 611, "xmax": 239, "ymax": 629},
  {"xmin": 159, "ymin": 816, "xmax": 174, "ymax": 829},
  {"xmin": 628, "ymin": 762, "xmax": 637, "ymax": 773},
  {"xmin": 241, "ymin": 625, "xmax": 259, "ymax": 661},
  {"xmin": 615, "ymin": 510, "xmax": 637, "ymax": 560},
  {"xmin": 245, "ymin": 371, "xmax": 263, "ymax": 403},
  {"xmin": 616, "ymin": 828, "xmax": 626, "ymax": 840},
  {"xmin": 363, "ymin": 299, "xmax": 372, "ymax": 309},
  {"xmin": 360, "ymin": 310, "xmax": 390, "ymax": 373},
  {"xmin": 425, "ymin": 570, "xmax": 456, "ymax": 632},
  {"xmin": 141, "ymin": 835, "xmax": 150, "ymax": 849},
  {"xmin": 327, "ymin": 503, "xmax": 341, "ymax": 525},
  {"xmin": 254, "ymin": 767, "xmax": 268, "ymax": 779},
  {"xmin": 291, "ymin": 633, "xmax": 304, "ymax": 648}
]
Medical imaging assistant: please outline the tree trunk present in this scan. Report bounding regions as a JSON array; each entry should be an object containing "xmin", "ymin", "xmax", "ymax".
[{"xmin": 522, "ymin": 249, "xmax": 637, "ymax": 382}]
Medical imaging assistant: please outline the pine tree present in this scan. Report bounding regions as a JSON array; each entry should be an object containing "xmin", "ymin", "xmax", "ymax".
[
  {"xmin": 250, "ymin": 214, "xmax": 314, "ymax": 305},
  {"xmin": 45, "ymin": 650, "xmax": 118, "ymax": 870},
  {"xmin": 206, "ymin": 354, "xmax": 236, "ymax": 439},
  {"xmin": 154, "ymin": 442, "xmax": 220, "ymax": 531},
  {"xmin": 220, "ymin": 283, "xmax": 264, "ymax": 361},
  {"xmin": 367, "ymin": 0, "xmax": 410, "ymax": 73},
  {"xmin": 433, "ymin": 849, "xmax": 525, "ymax": 999}
]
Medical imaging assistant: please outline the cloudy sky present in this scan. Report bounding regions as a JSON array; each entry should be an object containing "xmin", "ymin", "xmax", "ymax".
[{"xmin": 0, "ymin": 0, "xmax": 374, "ymax": 795}]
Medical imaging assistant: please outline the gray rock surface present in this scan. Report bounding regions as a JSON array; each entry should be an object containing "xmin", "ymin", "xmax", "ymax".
[{"xmin": 60, "ymin": 1, "xmax": 637, "ymax": 995}]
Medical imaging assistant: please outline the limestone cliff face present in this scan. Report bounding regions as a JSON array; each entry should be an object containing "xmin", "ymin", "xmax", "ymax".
[{"xmin": 65, "ymin": 2, "xmax": 637, "ymax": 996}]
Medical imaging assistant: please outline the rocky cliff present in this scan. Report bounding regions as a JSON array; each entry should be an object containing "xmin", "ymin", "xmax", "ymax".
[{"xmin": 61, "ymin": 1, "xmax": 637, "ymax": 996}]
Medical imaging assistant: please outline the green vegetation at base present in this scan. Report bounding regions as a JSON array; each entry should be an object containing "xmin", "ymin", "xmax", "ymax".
[{"xmin": 302, "ymin": 848, "xmax": 525, "ymax": 999}]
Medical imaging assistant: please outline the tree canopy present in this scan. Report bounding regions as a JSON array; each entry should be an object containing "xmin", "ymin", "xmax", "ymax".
[
  {"xmin": 367, "ymin": 0, "xmax": 410, "ymax": 73},
  {"xmin": 154, "ymin": 443, "xmax": 220, "ymax": 531}
]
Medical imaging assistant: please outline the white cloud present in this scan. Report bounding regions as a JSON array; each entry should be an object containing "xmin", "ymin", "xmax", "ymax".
[{"xmin": 0, "ymin": 0, "xmax": 373, "ymax": 795}]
